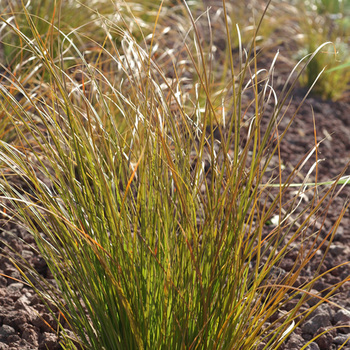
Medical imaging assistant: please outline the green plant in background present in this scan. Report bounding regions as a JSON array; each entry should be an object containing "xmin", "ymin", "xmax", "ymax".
[
  {"xmin": 295, "ymin": 0, "xmax": 350, "ymax": 100},
  {"xmin": 0, "ymin": 0, "xmax": 174, "ymax": 80},
  {"xmin": 0, "ymin": 1, "xmax": 349, "ymax": 349},
  {"xmin": 0, "ymin": 0, "xmax": 179, "ymax": 141},
  {"xmin": 0, "ymin": 0, "xmax": 110, "ymax": 64},
  {"xmin": 313, "ymin": 0, "xmax": 349, "ymax": 15}
]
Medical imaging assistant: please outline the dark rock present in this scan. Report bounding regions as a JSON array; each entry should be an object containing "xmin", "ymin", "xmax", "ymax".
[
  {"xmin": 256, "ymin": 342, "xmax": 266, "ymax": 350},
  {"xmin": 30, "ymin": 294, "xmax": 42, "ymax": 306},
  {"xmin": 3, "ymin": 269, "xmax": 21, "ymax": 283},
  {"xmin": 329, "ymin": 243, "xmax": 345, "ymax": 255},
  {"xmin": 305, "ymin": 342, "xmax": 320, "ymax": 350},
  {"xmin": 333, "ymin": 334, "xmax": 350, "ymax": 345},
  {"xmin": 39, "ymin": 332, "xmax": 58, "ymax": 350},
  {"xmin": 328, "ymin": 275, "xmax": 341, "ymax": 284},
  {"xmin": 333, "ymin": 226, "xmax": 344, "ymax": 241},
  {"xmin": 285, "ymin": 299, "xmax": 300, "ymax": 311},
  {"xmin": 7, "ymin": 282, "xmax": 24, "ymax": 302},
  {"xmin": 8, "ymin": 338, "xmax": 33, "ymax": 350},
  {"xmin": 3, "ymin": 310, "xmax": 27, "ymax": 330},
  {"xmin": 314, "ymin": 304, "xmax": 334, "ymax": 318},
  {"xmin": 280, "ymin": 258, "xmax": 295, "ymax": 272},
  {"xmin": 7, "ymin": 283, "xmax": 24, "ymax": 292},
  {"xmin": 313, "ymin": 280, "xmax": 327, "ymax": 292},
  {"xmin": 286, "ymin": 333, "xmax": 304, "ymax": 348},
  {"xmin": 22, "ymin": 326, "xmax": 39, "ymax": 347},
  {"xmin": 306, "ymin": 289, "xmax": 320, "ymax": 307},
  {"xmin": 0, "ymin": 276, "xmax": 7, "ymax": 288},
  {"xmin": 14, "ymin": 294, "xmax": 31, "ymax": 310},
  {"xmin": 315, "ymin": 328, "xmax": 334, "ymax": 350},
  {"xmin": 301, "ymin": 313, "xmax": 332, "ymax": 334},
  {"xmin": 335, "ymin": 321, "xmax": 350, "ymax": 334},
  {"xmin": 6, "ymin": 334, "xmax": 21, "ymax": 344},
  {"xmin": 32, "ymin": 257, "xmax": 47, "ymax": 275},
  {"xmin": 32, "ymin": 313, "xmax": 57, "ymax": 333},
  {"xmin": 22, "ymin": 233, "xmax": 35, "ymax": 244},
  {"xmin": 334, "ymin": 309, "xmax": 350, "ymax": 324},
  {"xmin": 21, "ymin": 250, "xmax": 34, "ymax": 260},
  {"xmin": 0, "ymin": 326, "xmax": 15, "ymax": 341},
  {"xmin": 0, "ymin": 342, "xmax": 9, "ymax": 350}
]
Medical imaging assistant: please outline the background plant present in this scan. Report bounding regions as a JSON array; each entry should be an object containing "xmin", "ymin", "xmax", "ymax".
[
  {"xmin": 294, "ymin": 0, "xmax": 350, "ymax": 100},
  {"xmin": 0, "ymin": 1, "xmax": 349, "ymax": 349}
]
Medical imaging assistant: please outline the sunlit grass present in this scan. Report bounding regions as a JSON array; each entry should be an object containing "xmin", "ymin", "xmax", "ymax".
[{"xmin": 294, "ymin": 0, "xmax": 350, "ymax": 100}]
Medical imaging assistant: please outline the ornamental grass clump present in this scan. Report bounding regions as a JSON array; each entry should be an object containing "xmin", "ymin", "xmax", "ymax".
[{"xmin": 0, "ymin": 1, "xmax": 349, "ymax": 349}]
